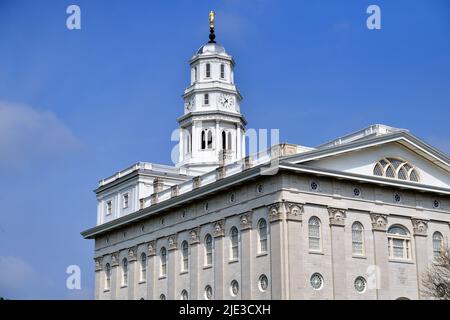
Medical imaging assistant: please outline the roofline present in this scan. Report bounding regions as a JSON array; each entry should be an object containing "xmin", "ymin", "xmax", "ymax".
[
  {"xmin": 177, "ymin": 110, "xmax": 248, "ymax": 126},
  {"xmin": 81, "ymin": 160, "xmax": 450, "ymax": 239}
]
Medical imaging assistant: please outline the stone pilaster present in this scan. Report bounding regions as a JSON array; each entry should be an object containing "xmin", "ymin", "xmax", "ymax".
[
  {"xmin": 167, "ymin": 235, "xmax": 178, "ymax": 300},
  {"xmin": 146, "ymin": 241, "xmax": 156, "ymax": 300},
  {"xmin": 213, "ymin": 220, "xmax": 225, "ymax": 299},
  {"xmin": 411, "ymin": 218, "xmax": 429, "ymax": 299},
  {"xmin": 240, "ymin": 212, "xmax": 253, "ymax": 299},
  {"xmin": 328, "ymin": 207, "xmax": 347, "ymax": 299},
  {"xmin": 285, "ymin": 202, "xmax": 304, "ymax": 299},
  {"xmin": 110, "ymin": 252, "xmax": 119, "ymax": 300},
  {"xmin": 189, "ymin": 228, "xmax": 200, "ymax": 300},
  {"xmin": 127, "ymin": 247, "xmax": 137, "ymax": 300},
  {"xmin": 94, "ymin": 257, "xmax": 103, "ymax": 300},
  {"xmin": 370, "ymin": 212, "xmax": 390, "ymax": 300}
]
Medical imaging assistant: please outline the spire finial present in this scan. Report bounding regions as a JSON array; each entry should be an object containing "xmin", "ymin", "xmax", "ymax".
[{"xmin": 208, "ymin": 10, "xmax": 216, "ymax": 43}]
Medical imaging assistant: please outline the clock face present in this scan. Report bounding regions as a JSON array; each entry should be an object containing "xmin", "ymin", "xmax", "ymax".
[
  {"xmin": 218, "ymin": 94, "xmax": 234, "ymax": 109},
  {"xmin": 185, "ymin": 97, "xmax": 195, "ymax": 111}
]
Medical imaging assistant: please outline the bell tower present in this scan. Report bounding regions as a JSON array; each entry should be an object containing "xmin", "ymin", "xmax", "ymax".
[{"xmin": 177, "ymin": 11, "xmax": 246, "ymax": 174}]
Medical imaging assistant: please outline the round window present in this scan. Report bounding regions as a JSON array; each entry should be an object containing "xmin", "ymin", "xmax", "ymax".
[
  {"xmin": 259, "ymin": 274, "xmax": 268, "ymax": 292},
  {"xmin": 354, "ymin": 276, "xmax": 367, "ymax": 293},
  {"xmin": 310, "ymin": 273, "xmax": 323, "ymax": 290},
  {"xmin": 230, "ymin": 193, "xmax": 235, "ymax": 203},
  {"xmin": 394, "ymin": 193, "xmax": 402, "ymax": 203},
  {"xmin": 205, "ymin": 285, "xmax": 213, "ymax": 300},
  {"xmin": 257, "ymin": 184, "xmax": 264, "ymax": 194},
  {"xmin": 310, "ymin": 181, "xmax": 318, "ymax": 191},
  {"xmin": 353, "ymin": 187, "xmax": 361, "ymax": 197},
  {"xmin": 433, "ymin": 200, "xmax": 440, "ymax": 209},
  {"xmin": 230, "ymin": 280, "xmax": 239, "ymax": 296}
]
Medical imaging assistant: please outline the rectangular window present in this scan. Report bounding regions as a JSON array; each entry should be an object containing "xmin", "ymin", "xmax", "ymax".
[
  {"xmin": 205, "ymin": 63, "xmax": 211, "ymax": 78},
  {"xmin": 220, "ymin": 64, "xmax": 225, "ymax": 79},
  {"xmin": 106, "ymin": 201, "xmax": 112, "ymax": 215},
  {"xmin": 204, "ymin": 94, "xmax": 209, "ymax": 105},
  {"xmin": 122, "ymin": 193, "xmax": 129, "ymax": 209}
]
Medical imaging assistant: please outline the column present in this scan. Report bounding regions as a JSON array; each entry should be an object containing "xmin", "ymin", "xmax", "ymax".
[
  {"xmin": 189, "ymin": 228, "xmax": 200, "ymax": 300},
  {"xmin": 213, "ymin": 220, "xmax": 225, "ymax": 299},
  {"xmin": 240, "ymin": 212, "xmax": 253, "ymax": 299},
  {"xmin": 215, "ymin": 120, "xmax": 220, "ymax": 158},
  {"xmin": 412, "ymin": 218, "xmax": 429, "ymax": 299},
  {"xmin": 370, "ymin": 213, "xmax": 390, "ymax": 300},
  {"xmin": 236, "ymin": 124, "xmax": 242, "ymax": 161},
  {"xmin": 147, "ymin": 241, "xmax": 156, "ymax": 300},
  {"xmin": 167, "ymin": 235, "xmax": 178, "ymax": 300},
  {"xmin": 285, "ymin": 203, "xmax": 304, "ymax": 299},
  {"xmin": 179, "ymin": 127, "xmax": 184, "ymax": 163},
  {"xmin": 328, "ymin": 207, "xmax": 347, "ymax": 299},
  {"xmin": 110, "ymin": 252, "xmax": 119, "ymax": 300},
  {"xmin": 94, "ymin": 257, "xmax": 103, "ymax": 300},
  {"xmin": 127, "ymin": 247, "xmax": 137, "ymax": 300},
  {"xmin": 268, "ymin": 203, "xmax": 286, "ymax": 299},
  {"xmin": 192, "ymin": 120, "xmax": 198, "ymax": 158}
]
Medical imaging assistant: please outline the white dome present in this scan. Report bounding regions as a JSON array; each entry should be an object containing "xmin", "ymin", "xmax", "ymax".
[{"xmin": 196, "ymin": 42, "xmax": 227, "ymax": 55}]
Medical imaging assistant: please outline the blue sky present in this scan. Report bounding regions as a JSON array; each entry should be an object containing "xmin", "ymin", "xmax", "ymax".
[{"xmin": 0, "ymin": 0, "xmax": 449, "ymax": 299}]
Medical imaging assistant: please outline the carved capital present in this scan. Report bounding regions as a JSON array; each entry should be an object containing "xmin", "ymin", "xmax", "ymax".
[
  {"xmin": 240, "ymin": 212, "xmax": 253, "ymax": 230},
  {"xmin": 168, "ymin": 234, "xmax": 178, "ymax": 250},
  {"xmin": 286, "ymin": 202, "xmax": 304, "ymax": 222},
  {"xmin": 128, "ymin": 246, "xmax": 137, "ymax": 262},
  {"xmin": 328, "ymin": 207, "xmax": 347, "ymax": 226},
  {"xmin": 111, "ymin": 252, "xmax": 119, "ymax": 267},
  {"xmin": 94, "ymin": 256, "xmax": 103, "ymax": 272},
  {"xmin": 268, "ymin": 202, "xmax": 283, "ymax": 222},
  {"xmin": 147, "ymin": 241, "xmax": 156, "ymax": 256},
  {"xmin": 213, "ymin": 219, "xmax": 225, "ymax": 238},
  {"xmin": 189, "ymin": 227, "xmax": 200, "ymax": 245},
  {"xmin": 412, "ymin": 218, "xmax": 428, "ymax": 236},
  {"xmin": 370, "ymin": 213, "xmax": 388, "ymax": 231}
]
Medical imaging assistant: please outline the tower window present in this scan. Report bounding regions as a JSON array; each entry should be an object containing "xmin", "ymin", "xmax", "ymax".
[
  {"xmin": 122, "ymin": 193, "xmax": 129, "ymax": 209},
  {"xmin": 220, "ymin": 64, "xmax": 225, "ymax": 79},
  {"xmin": 207, "ymin": 130, "xmax": 213, "ymax": 149},
  {"xmin": 227, "ymin": 132, "xmax": 232, "ymax": 150},
  {"xmin": 222, "ymin": 131, "xmax": 226, "ymax": 150},
  {"xmin": 106, "ymin": 201, "xmax": 112, "ymax": 215},
  {"xmin": 204, "ymin": 94, "xmax": 209, "ymax": 105},
  {"xmin": 194, "ymin": 66, "xmax": 198, "ymax": 82},
  {"xmin": 201, "ymin": 129, "xmax": 213, "ymax": 150},
  {"xmin": 205, "ymin": 63, "xmax": 211, "ymax": 78}
]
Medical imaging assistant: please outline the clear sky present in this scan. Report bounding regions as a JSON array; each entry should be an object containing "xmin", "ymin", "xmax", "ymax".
[{"xmin": 0, "ymin": 0, "xmax": 449, "ymax": 299}]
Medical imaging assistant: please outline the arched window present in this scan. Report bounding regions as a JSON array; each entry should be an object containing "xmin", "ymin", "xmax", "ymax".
[
  {"xmin": 433, "ymin": 232, "xmax": 444, "ymax": 258},
  {"xmin": 194, "ymin": 66, "xmax": 198, "ymax": 82},
  {"xmin": 205, "ymin": 234, "xmax": 213, "ymax": 266},
  {"xmin": 160, "ymin": 247, "xmax": 167, "ymax": 277},
  {"xmin": 205, "ymin": 63, "xmax": 211, "ymax": 78},
  {"xmin": 105, "ymin": 263, "xmax": 111, "ymax": 290},
  {"xmin": 140, "ymin": 253, "xmax": 147, "ymax": 282},
  {"xmin": 373, "ymin": 158, "xmax": 419, "ymax": 182},
  {"xmin": 352, "ymin": 222, "xmax": 364, "ymax": 255},
  {"xmin": 207, "ymin": 130, "xmax": 213, "ymax": 149},
  {"xmin": 230, "ymin": 227, "xmax": 239, "ymax": 260},
  {"xmin": 122, "ymin": 258, "xmax": 128, "ymax": 286},
  {"xmin": 186, "ymin": 133, "xmax": 191, "ymax": 154},
  {"xmin": 220, "ymin": 64, "xmax": 225, "ymax": 79},
  {"xmin": 308, "ymin": 217, "xmax": 321, "ymax": 251},
  {"xmin": 201, "ymin": 130, "xmax": 206, "ymax": 150},
  {"xmin": 258, "ymin": 219, "xmax": 267, "ymax": 253},
  {"xmin": 227, "ymin": 132, "xmax": 232, "ymax": 150},
  {"xmin": 388, "ymin": 226, "xmax": 411, "ymax": 260},
  {"xmin": 181, "ymin": 241, "xmax": 189, "ymax": 272},
  {"xmin": 204, "ymin": 93, "xmax": 209, "ymax": 105},
  {"xmin": 222, "ymin": 131, "xmax": 226, "ymax": 150},
  {"xmin": 181, "ymin": 290, "xmax": 189, "ymax": 300}
]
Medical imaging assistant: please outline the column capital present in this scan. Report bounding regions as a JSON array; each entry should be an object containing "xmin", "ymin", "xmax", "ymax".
[
  {"xmin": 213, "ymin": 219, "xmax": 225, "ymax": 238},
  {"xmin": 286, "ymin": 202, "xmax": 304, "ymax": 222},
  {"xmin": 168, "ymin": 234, "xmax": 178, "ymax": 251},
  {"xmin": 111, "ymin": 252, "xmax": 119, "ymax": 267},
  {"xmin": 411, "ymin": 218, "xmax": 428, "ymax": 237},
  {"xmin": 147, "ymin": 241, "xmax": 156, "ymax": 256},
  {"xmin": 189, "ymin": 227, "xmax": 200, "ymax": 245},
  {"xmin": 328, "ymin": 207, "xmax": 347, "ymax": 227},
  {"xmin": 94, "ymin": 256, "xmax": 103, "ymax": 272},
  {"xmin": 370, "ymin": 212, "xmax": 388, "ymax": 232},
  {"xmin": 128, "ymin": 246, "xmax": 138, "ymax": 262},
  {"xmin": 268, "ymin": 202, "xmax": 284, "ymax": 223},
  {"xmin": 240, "ymin": 211, "xmax": 253, "ymax": 230}
]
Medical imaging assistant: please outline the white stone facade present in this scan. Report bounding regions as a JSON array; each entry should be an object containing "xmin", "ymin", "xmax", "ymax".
[{"xmin": 82, "ymin": 19, "xmax": 450, "ymax": 300}]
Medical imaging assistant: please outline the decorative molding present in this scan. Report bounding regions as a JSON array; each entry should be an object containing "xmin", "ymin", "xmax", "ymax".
[
  {"xmin": 170, "ymin": 185, "xmax": 179, "ymax": 197},
  {"xmin": 94, "ymin": 257, "xmax": 103, "ymax": 272},
  {"xmin": 168, "ymin": 234, "xmax": 178, "ymax": 250},
  {"xmin": 150, "ymin": 193, "xmax": 158, "ymax": 206},
  {"xmin": 128, "ymin": 246, "xmax": 138, "ymax": 262},
  {"xmin": 193, "ymin": 176, "xmax": 202, "ymax": 189},
  {"xmin": 153, "ymin": 178, "xmax": 164, "ymax": 193},
  {"xmin": 328, "ymin": 207, "xmax": 347, "ymax": 226},
  {"xmin": 268, "ymin": 202, "xmax": 283, "ymax": 222},
  {"xmin": 215, "ymin": 166, "xmax": 226, "ymax": 180},
  {"xmin": 242, "ymin": 156, "xmax": 252, "ymax": 170},
  {"xmin": 189, "ymin": 227, "xmax": 200, "ymax": 245},
  {"xmin": 370, "ymin": 212, "xmax": 388, "ymax": 231},
  {"xmin": 240, "ymin": 211, "xmax": 253, "ymax": 230},
  {"xmin": 111, "ymin": 252, "xmax": 119, "ymax": 267},
  {"xmin": 147, "ymin": 241, "xmax": 156, "ymax": 256},
  {"xmin": 411, "ymin": 218, "xmax": 428, "ymax": 236},
  {"xmin": 286, "ymin": 202, "xmax": 304, "ymax": 222},
  {"xmin": 213, "ymin": 219, "xmax": 225, "ymax": 238}
]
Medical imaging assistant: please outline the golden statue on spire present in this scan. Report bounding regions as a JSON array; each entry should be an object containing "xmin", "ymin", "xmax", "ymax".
[{"xmin": 209, "ymin": 10, "xmax": 215, "ymax": 29}]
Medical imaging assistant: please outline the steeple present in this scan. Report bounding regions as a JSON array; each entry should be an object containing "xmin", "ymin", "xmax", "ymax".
[{"xmin": 176, "ymin": 11, "xmax": 246, "ymax": 174}]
